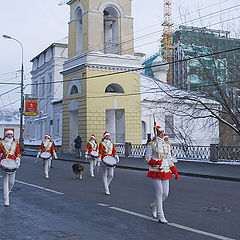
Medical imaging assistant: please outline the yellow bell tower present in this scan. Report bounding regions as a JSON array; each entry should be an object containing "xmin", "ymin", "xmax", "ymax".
[{"xmin": 62, "ymin": 0, "xmax": 142, "ymax": 150}]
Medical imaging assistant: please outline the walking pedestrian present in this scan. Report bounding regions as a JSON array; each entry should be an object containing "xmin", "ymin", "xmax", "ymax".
[
  {"xmin": 97, "ymin": 131, "xmax": 119, "ymax": 195},
  {"xmin": 0, "ymin": 129, "xmax": 21, "ymax": 206},
  {"xmin": 85, "ymin": 134, "xmax": 98, "ymax": 177},
  {"xmin": 74, "ymin": 136, "xmax": 82, "ymax": 158},
  {"xmin": 145, "ymin": 125, "xmax": 179, "ymax": 223},
  {"xmin": 36, "ymin": 134, "xmax": 58, "ymax": 179}
]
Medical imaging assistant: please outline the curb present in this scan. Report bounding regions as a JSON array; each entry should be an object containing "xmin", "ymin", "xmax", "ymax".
[{"xmin": 22, "ymin": 153, "xmax": 240, "ymax": 183}]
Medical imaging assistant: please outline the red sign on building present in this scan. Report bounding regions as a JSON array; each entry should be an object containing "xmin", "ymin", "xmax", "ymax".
[{"xmin": 25, "ymin": 99, "xmax": 38, "ymax": 116}]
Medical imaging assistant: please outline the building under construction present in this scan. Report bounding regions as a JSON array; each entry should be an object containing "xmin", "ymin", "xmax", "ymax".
[{"xmin": 143, "ymin": 25, "xmax": 240, "ymax": 93}]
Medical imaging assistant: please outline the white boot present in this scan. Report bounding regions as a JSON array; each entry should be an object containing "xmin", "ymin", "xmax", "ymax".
[
  {"xmin": 156, "ymin": 197, "xmax": 168, "ymax": 224},
  {"xmin": 4, "ymin": 199, "xmax": 9, "ymax": 207},
  {"xmin": 150, "ymin": 200, "xmax": 157, "ymax": 218},
  {"xmin": 105, "ymin": 185, "xmax": 110, "ymax": 195}
]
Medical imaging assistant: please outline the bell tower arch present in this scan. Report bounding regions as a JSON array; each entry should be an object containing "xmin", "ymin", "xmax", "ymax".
[{"xmin": 68, "ymin": 0, "xmax": 134, "ymax": 58}]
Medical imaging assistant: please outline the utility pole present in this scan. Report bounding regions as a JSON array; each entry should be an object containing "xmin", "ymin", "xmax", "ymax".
[{"xmin": 3, "ymin": 34, "xmax": 25, "ymax": 152}]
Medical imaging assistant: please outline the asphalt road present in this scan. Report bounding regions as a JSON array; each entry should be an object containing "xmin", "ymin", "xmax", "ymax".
[{"xmin": 0, "ymin": 156, "xmax": 239, "ymax": 240}]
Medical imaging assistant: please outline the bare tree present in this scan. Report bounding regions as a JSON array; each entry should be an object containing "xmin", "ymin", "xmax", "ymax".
[{"xmin": 145, "ymin": 22, "xmax": 240, "ymax": 145}]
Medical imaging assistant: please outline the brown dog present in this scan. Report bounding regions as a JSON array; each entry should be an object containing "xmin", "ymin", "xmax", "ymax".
[{"xmin": 72, "ymin": 164, "xmax": 84, "ymax": 180}]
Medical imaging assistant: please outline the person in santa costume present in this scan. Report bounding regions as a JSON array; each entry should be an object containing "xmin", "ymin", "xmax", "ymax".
[
  {"xmin": 85, "ymin": 134, "xmax": 98, "ymax": 177},
  {"xmin": 0, "ymin": 129, "xmax": 21, "ymax": 206},
  {"xmin": 145, "ymin": 126, "xmax": 179, "ymax": 223},
  {"xmin": 97, "ymin": 131, "xmax": 119, "ymax": 195},
  {"xmin": 37, "ymin": 134, "xmax": 58, "ymax": 179}
]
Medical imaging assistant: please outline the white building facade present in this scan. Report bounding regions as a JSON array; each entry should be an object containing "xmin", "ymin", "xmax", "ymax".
[
  {"xmin": 24, "ymin": 42, "xmax": 68, "ymax": 145},
  {"xmin": 141, "ymin": 74, "xmax": 220, "ymax": 145}
]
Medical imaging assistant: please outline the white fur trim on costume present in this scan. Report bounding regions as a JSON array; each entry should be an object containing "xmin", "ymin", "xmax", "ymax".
[{"xmin": 5, "ymin": 130, "xmax": 14, "ymax": 136}]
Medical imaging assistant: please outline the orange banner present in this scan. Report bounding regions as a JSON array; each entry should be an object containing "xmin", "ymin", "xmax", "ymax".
[{"xmin": 25, "ymin": 99, "xmax": 38, "ymax": 116}]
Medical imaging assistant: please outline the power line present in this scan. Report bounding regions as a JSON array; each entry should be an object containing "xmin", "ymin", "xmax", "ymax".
[
  {"xmin": 24, "ymin": 45, "xmax": 240, "ymax": 88},
  {"xmin": 0, "ymin": 99, "xmax": 20, "ymax": 110},
  {"xmin": 79, "ymin": 0, "xmax": 234, "ymax": 53},
  {"xmin": 0, "ymin": 10, "xmax": 239, "ymax": 88},
  {"xmin": 0, "ymin": 86, "xmax": 21, "ymax": 97},
  {"xmin": 0, "ymin": 8, "xmax": 239, "ymax": 101}
]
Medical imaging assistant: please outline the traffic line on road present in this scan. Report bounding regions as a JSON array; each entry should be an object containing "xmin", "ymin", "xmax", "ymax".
[
  {"xmin": 16, "ymin": 180, "xmax": 64, "ymax": 195},
  {"xmin": 97, "ymin": 204, "xmax": 235, "ymax": 240}
]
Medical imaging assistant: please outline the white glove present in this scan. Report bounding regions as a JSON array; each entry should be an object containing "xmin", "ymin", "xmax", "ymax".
[
  {"xmin": 85, "ymin": 153, "xmax": 88, "ymax": 159},
  {"xmin": 97, "ymin": 160, "xmax": 101, "ymax": 167},
  {"xmin": 115, "ymin": 155, "xmax": 119, "ymax": 163},
  {"xmin": 37, "ymin": 152, "xmax": 40, "ymax": 158},
  {"xmin": 53, "ymin": 152, "xmax": 58, "ymax": 159},
  {"xmin": 16, "ymin": 158, "xmax": 21, "ymax": 168}
]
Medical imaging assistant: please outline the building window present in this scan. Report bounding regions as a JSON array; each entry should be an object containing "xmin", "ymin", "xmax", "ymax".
[
  {"xmin": 70, "ymin": 85, "xmax": 78, "ymax": 95},
  {"xmin": 56, "ymin": 118, "xmax": 60, "ymax": 135},
  {"xmin": 35, "ymin": 81, "xmax": 38, "ymax": 96},
  {"xmin": 142, "ymin": 121, "xmax": 146, "ymax": 140},
  {"xmin": 48, "ymin": 74, "xmax": 52, "ymax": 95},
  {"xmin": 26, "ymin": 121, "xmax": 30, "ymax": 136},
  {"xmin": 41, "ymin": 77, "xmax": 45, "ymax": 98},
  {"xmin": 165, "ymin": 115, "xmax": 175, "ymax": 138},
  {"xmin": 67, "ymin": 78, "xmax": 82, "ymax": 97},
  {"xmin": 105, "ymin": 83, "xmax": 124, "ymax": 93}
]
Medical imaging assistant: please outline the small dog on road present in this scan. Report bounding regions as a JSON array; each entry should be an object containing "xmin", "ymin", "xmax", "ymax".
[{"xmin": 72, "ymin": 164, "xmax": 84, "ymax": 180}]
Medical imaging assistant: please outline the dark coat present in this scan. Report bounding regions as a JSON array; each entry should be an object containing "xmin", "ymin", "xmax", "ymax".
[{"xmin": 74, "ymin": 137, "xmax": 82, "ymax": 149}]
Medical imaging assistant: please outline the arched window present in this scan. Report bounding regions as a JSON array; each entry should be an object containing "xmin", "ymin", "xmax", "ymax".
[
  {"xmin": 70, "ymin": 85, "xmax": 78, "ymax": 95},
  {"xmin": 105, "ymin": 83, "xmax": 124, "ymax": 93},
  {"xmin": 103, "ymin": 6, "xmax": 119, "ymax": 54},
  {"xmin": 67, "ymin": 78, "xmax": 82, "ymax": 97},
  {"xmin": 72, "ymin": 3, "xmax": 83, "ymax": 55}
]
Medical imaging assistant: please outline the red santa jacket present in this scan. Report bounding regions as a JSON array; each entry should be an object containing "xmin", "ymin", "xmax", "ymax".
[
  {"xmin": 98, "ymin": 139, "xmax": 117, "ymax": 160},
  {"xmin": 0, "ymin": 139, "xmax": 21, "ymax": 162},
  {"xmin": 86, "ymin": 140, "xmax": 98, "ymax": 155},
  {"xmin": 38, "ymin": 140, "xmax": 56, "ymax": 155}
]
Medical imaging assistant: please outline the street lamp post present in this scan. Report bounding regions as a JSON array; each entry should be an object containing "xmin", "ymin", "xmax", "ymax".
[{"xmin": 3, "ymin": 34, "xmax": 25, "ymax": 152}]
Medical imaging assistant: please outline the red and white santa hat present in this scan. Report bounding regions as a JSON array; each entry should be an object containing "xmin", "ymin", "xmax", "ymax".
[
  {"xmin": 163, "ymin": 133, "xmax": 168, "ymax": 139},
  {"xmin": 45, "ymin": 134, "xmax": 51, "ymax": 139},
  {"xmin": 103, "ymin": 131, "xmax": 110, "ymax": 138},
  {"xmin": 90, "ymin": 134, "xmax": 96, "ymax": 139},
  {"xmin": 5, "ymin": 129, "xmax": 14, "ymax": 136},
  {"xmin": 154, "ymin": 125, "xmax": 164, "ymax": 132}
]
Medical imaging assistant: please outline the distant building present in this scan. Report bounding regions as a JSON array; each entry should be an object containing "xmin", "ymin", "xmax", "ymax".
[
  {"xmin": 0, "ymin": 111, "xmax": 20, "ymax": 140},
  {"xmin": 140, "ymin": 74, "xmax": 219, "ymax": 145},
  {"xmin": 24, "ymin": 41, "xmax": 68, "ymax": 145},
  {"xmin": 143, "ymin": 25, "xmax": 240, "ymax": 146}
]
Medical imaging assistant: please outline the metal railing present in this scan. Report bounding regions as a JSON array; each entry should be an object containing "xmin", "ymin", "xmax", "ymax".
[
  {"xmin": 115, "ymin": 143, "xmax": 240, "ymax": 162},
  {"xmin": 218, "ymin": 145, "xmax": 240, "ymax": 161},
  {"xmin": 115, "ymin": 143, "xmax": 125, "ymax": 156},
  {"xmin": 172, "ymin": 145, "xmax": 210, "ymax": 160},
  {"xmin": 130, "ymin": 144, "xmax": 146, "ymax": 157}
]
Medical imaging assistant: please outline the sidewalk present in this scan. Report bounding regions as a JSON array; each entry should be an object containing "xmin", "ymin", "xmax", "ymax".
[{"xmin": 23, "ymin": 150, "xmax": 240, "ymax": 182}]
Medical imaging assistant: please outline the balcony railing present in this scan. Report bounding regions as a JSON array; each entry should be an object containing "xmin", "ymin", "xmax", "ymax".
[{"xmin": 104, "ymin": 42, "xmax": 119, "ymax": 54}]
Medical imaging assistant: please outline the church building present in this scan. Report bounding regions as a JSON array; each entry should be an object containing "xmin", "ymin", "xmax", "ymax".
[{"xmin": 61, "ymin": 0, "xmax": 142, "ymax": 149}]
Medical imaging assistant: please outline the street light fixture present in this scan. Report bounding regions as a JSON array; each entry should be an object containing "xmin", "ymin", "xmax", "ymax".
[{"xmin": 3, "ymin": 34, "xmax": 24, "ymax": 152}]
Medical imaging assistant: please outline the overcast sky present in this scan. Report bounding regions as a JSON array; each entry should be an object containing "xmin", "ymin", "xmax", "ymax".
[{"xmin": 0, "ymin": 0, "xmax": 239, "ymax": 111}]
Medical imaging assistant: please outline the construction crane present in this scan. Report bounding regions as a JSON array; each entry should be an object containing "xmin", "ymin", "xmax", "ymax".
[{"xmin": 162, "ymin": 0, "xmax": 173, "ymax": 84}]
